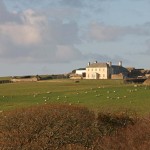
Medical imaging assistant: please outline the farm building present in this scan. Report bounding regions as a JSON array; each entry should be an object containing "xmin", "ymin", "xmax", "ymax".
[
  {"xmin": 86, "ymin": 61, "xmax": 129, "ymax": 79},
  {"xmin": 143, "ymin": 77, "xmax": 150, "ymax": 85},
  {"xmin": 11, "ymin": 76, "xmax": 40, "ymax": 82},
  {"xmin": 75, "ymin": 68, "xmax": 86, "ymax": 77},
  {"xmin": 86, "ymin": 61, "xmax": 111, "ymax": 79}
]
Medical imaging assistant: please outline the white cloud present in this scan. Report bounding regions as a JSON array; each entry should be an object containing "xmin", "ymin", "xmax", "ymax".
[
  {"xmin": 60, "ymin": 0, "xmax": 83, "ymax": 7},
  {"xmin": 0, "ymin": 0, "xmax": 21, "ymax": 23},
  {"xmin": 56, "ymin": 45, "xmax": 83, "ymax": 62},
  {"xmin": 0, "ymin": 24, "xmax": 41, "ymax": 45},
  {"xmin": 0, "ymin": 1, "xmax": 83, "ymax": 64},
  {"xmin": 88, "ymin": 22, "xmax": 150, "ymax": 42}
]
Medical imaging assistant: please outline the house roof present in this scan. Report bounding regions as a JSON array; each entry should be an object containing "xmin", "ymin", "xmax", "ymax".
[
  {"xmin": 111, "ymin": 65, "xmax": 129, "ymax": 75},
  {"xmin": 87, "ymin": 63, "xmax": 108, "ymax": 68},
  {"xmin": 76, "ymin": 68, "xmax": 86, "ymax": 70}
]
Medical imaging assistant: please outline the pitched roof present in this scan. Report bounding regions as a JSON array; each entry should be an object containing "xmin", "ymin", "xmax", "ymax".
[
  {"xmin": 87, "ymin": 63, "xmax": 108, "ymax": 68},
  {"xmin": 76, "ymin": 68, "xmax": 86, "ymax": 70}
]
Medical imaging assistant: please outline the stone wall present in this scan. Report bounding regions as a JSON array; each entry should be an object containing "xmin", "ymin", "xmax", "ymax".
[
  {"xmin": 111, "ymin": 73, "xmax": 124, "ymax": 79},
  {"xmin": 11, "ymin": 77, "xmax": 38, "ymax": 82}
]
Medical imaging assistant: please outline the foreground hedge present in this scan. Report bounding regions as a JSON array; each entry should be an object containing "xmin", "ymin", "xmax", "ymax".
[{"xmin": 0, "ymin": 105, "xmax": 150, "ymax": 150}]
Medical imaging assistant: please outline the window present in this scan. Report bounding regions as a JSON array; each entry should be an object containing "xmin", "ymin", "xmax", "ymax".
[
  {"xmin": 99, "ymin": 69, "xmax": 101, "ymax": 71},
  {"xmin": 103, "ymin": 74, "xmax": 105, "ymax": 77},
  {"xmin": 95, "ymin": 69, "xmax": 97, "ymax": 71},
  {"xmin": 103, "ymin": 69, "xmax": 105, "ymax": 71}
]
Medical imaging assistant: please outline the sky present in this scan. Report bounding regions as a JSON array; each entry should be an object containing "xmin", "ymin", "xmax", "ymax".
[{"xmin": 0, "ymin": 0, "xmax": 150, "ymax": 76}]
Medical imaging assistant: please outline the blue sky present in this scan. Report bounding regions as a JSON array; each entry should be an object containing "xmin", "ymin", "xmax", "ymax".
[{"xmin": 0, "ymin": 0, "xmax": 150, "ymax": 76}]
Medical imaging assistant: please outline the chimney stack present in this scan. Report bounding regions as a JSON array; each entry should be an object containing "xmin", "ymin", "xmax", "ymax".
[
  {"xmin": 119, "ymin": 61, "xmax": 122, "ymax": 66},
  {"xmin": 107, "ymin": 61, "xmax": 112, "ymax": 67},
  {"xmin": 88, "ymin": 62, "xmax": 90, "ymax": 66}
]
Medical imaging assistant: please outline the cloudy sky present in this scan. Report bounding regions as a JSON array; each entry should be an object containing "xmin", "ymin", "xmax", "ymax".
[{"xmin": 0, "ymin": 0, "xmax": 150, "ymax": 76}]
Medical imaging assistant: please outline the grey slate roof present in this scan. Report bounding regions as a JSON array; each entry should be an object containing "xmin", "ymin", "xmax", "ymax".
[
  {"xmin": 111, "ymin": 65, "xmax": 129, "ymax": 75},
  {"xmin": 87, "ymin": 63, "xmax": 108, "ymax": 68}
]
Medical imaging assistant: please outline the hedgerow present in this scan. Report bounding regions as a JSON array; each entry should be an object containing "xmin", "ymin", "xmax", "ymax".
[
  {"xmin": 0, "ymin": 105, "xmax": 98, "ymax": 149},
  {"xmin": 0, "ymin": 104, "xmax": 150, "ymax": 150}
]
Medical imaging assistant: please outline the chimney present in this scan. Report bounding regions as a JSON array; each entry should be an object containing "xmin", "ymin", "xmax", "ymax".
[
  {"xmin": 107, "ymin": 61, "xmax": 112, "ymax": 67},
  {"xmin": 94, "ymin": 60, "xmax": 97, "ymax": 63},
  {"xmin": 119, "ymin": 61, "xmax": 122, "ymax": 66},
  {"xmin": 88, "ymin": 62, "xmax": 90, "ymax": 66}
]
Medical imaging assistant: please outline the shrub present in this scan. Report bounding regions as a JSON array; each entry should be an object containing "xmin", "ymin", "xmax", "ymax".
[
  {"xmin": 0, "ymin": 105, "xmax": 150, "ymax": 150},
  {"xmin": 0, "ymin": 105, "xmax": 97, "ymax": 149},
  {"xmin": 94, "ymin": 116, "xmax": 150, "ymax": 150},
  {"xmin": 97, "ymin": 111, "xmax": 137, "ymax": 136}
]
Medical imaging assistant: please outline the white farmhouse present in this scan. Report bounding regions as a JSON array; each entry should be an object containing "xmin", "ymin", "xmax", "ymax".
[
  {"xmin": 86, "ymin": 61, "xmax": 128, "ymax": 79},
  {"xmin": 86, "ymin": 61, "xmax": 111, "ymax": 79}
]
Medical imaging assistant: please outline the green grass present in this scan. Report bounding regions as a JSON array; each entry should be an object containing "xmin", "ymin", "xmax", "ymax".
[
  {"xmin": 0, "ymin": 76, "xmax": 11, "ymax": 80},
  {"xmin": 0, "ymin": 79, "xmax": 150, "ymax": 115}
]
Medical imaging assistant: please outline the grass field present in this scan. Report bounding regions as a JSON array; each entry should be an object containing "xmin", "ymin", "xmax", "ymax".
[{"xmin": 0, "ymin": 79, "xmax": 150, "ymax": 115}]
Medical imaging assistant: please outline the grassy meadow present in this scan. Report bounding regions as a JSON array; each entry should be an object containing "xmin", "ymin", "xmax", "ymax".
[
  {"xmin": 1, "ymin": 79, "xmax": 150, "ymax": 149},
  {"xmin": 0, "ymin": 79, "xmax": 150, "ymax": 115}
]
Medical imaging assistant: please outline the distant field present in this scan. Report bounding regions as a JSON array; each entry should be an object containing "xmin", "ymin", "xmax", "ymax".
[
  {"xmin": 0, "ymin": 76, "xmax": 11, "ymax": 80},
  {"xmin": 0, "ymin": 79, "xmax": 150, "ymax": 115}
]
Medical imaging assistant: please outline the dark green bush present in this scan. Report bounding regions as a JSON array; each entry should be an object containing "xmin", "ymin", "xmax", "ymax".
[{"xmin": 97, "ymin": 111, "xmax": 137, "ymax": 136}]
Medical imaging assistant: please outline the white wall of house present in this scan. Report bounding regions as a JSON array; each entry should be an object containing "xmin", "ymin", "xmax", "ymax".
[
  {"xmin": 76, "ymin": 70, "xmax": 86, "ymax": 75},
  {"xmin": 86, "ymin": 67, "xmax": 110, "ymax": 79}
]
